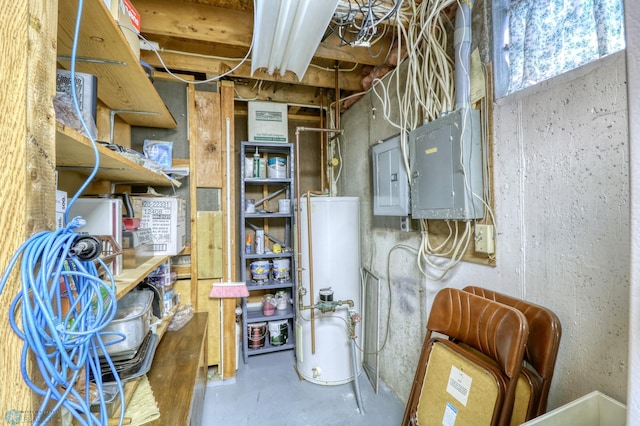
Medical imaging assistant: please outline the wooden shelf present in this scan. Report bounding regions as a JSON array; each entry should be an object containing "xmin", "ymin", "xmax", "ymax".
[
  {"xmin": 56, "ymin": 123, "xmax": 181, "ymax": 187},
  {"xmin": 147, "ymin": 312, "xmax": 208, "ymax": 425},
  {"xmin": 57, "ymin": 0, "xmax": 176, "ymax": 129},
  {"xmin": 114, "ymin": 255, "xmax": 170, "ymax": 299}
]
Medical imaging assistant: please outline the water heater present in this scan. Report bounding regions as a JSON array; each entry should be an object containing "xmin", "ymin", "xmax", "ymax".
[{"xmin": 296, "ymin": 196, "xmax": 362, "ymax": 385}]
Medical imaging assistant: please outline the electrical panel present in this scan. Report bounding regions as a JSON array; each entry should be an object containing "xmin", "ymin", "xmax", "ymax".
[
  {"xmin": 409, "ymin": 108, "xmax": 484, "ymax": 220},
  {"xmin": 371, "ymin": 135, "xmax": 410, "ymax": 216}
]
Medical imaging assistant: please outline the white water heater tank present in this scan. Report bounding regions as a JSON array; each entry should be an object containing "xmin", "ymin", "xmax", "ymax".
[{"xmin": 296, "ymin": 196, "xmax": 362, "ymax": 385}]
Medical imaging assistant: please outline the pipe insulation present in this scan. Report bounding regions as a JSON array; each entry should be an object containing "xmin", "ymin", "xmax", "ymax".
[{"xmin": 454, "ymin": 0, "xmax": 474, "ymax": 111}]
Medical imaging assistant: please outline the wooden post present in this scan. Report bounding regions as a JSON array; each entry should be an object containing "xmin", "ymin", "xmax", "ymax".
[
  {"xmin": 220, "ymin": 80, "xmax": 237, "ymax": 379},
  {"xmin": 0, "ymin": 0, "xmax": 57, "ymax": 418}
]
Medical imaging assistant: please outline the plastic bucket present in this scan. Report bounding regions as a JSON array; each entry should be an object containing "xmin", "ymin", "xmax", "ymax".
[
  {"xmin": 267, "ymin": 157, "xmax": 286, "ymax": 178},
  {"xmin": 272, "ymin": 259, "xmax": 290, "ymax": 282},
  {"xmin": 269, "ymin": 320, "xmax": 288, "ymax": 346},
  {"xmin": 247, "ymin": 322, "xmax": 267, "ymax": 349},
  {"xmin": 278, "ymin": 199, "xmax": 291, "ymax": 213}
]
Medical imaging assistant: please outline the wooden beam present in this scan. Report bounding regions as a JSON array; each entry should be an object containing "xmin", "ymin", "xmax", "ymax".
[
  {"xmin": 220, "ymin": 81, "xmax": 237, "ymax": 379},
  {"xmin": 233, "ymin": 82, "xmax": 325, "ymax": 107},
  {"xmin": 1, "ymin": 0, "xmax": 57, "ymax": 418},
  {"xmin": 135, "ymin": 0, "xmax": 390, "ymax": 66},
  {"xmin": 140, "ymin": 50, "xmax": 363, "ymax": 92},
  {"xmin": 234, "ymin": 105, "xmax": 322, "ymax": 124}
]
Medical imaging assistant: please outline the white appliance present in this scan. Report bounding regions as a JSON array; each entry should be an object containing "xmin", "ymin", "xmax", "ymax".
[
  {"xmin": 68, "ymin": 198, "xmax": 123, "ymax": 275},
  {"xmin": 296, "ymin": 196, "xmax": 362, "ymax": 385}
]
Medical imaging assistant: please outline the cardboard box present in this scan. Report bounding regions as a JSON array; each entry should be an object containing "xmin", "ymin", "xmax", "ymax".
[
  {"xmin": 56, "ymin": 212, "xmax": 65, "ymax": 230},
  {"xmin": 103, "ymin": 0, "xmax": 140, "ymax": 59},
  {"xmin": 134, "ymin": 197, "xmax": 186, "ymax": 256},
  {"xmin": 248, "ymin": 101, "xmax": 289, "ymax": 142},
  {"xmin": 56, "ymin": 190, "xmax": 67, "ymax": 213}
]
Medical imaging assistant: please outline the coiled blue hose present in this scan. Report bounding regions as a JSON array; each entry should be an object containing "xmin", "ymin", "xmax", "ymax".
[
  {"xmin": 0, "ymin": 0, "xmax": 129, "ymax": 423},
  {"xmin": 0, "ymin": 217, "xmax": 124, "ymax": 425}
]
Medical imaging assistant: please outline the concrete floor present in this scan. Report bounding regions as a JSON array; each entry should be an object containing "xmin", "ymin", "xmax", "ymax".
[{"xmin": 201, "ymin": 349, "xmax": 405, "ymax": 425}]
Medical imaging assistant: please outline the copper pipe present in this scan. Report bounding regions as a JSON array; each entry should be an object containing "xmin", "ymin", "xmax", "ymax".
[
  {"xmin": 305, "ymin": 190, "xmax": 315, "ymax": 353},
  {"xmin": 334, "ymin": 61, "xmax": 340, "ymax": 130},
  {"xmin": 320, "ymin": 91, "xmax": 326, "ymax": 193},
  {"xmin": 295, "ymin": 126, "xmax": 344, "ymax": 355}
]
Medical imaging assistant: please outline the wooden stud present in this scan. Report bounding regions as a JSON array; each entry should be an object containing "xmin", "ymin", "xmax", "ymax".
[
  {"xmin": 1, "ymin": 0, "xmax": 57, "ymax": 417},
  {"xmin": 220, "ymin": 80, "xmax": 238, "ymax": 378},
  {"xmin": 194, "ymin": 91, "xmax": 223, "ymax": 188}
]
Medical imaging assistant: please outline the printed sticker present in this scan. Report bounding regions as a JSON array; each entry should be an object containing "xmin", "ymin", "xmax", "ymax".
[
  {"xmin": 446, "ymin": 365, "xmax": 472, "ymax": 406},
  {"xmin": 442, "ymin": 402, "xmax": 458, "ymax": 426}
]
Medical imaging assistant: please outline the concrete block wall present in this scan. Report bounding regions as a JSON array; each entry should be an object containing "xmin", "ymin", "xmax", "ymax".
[{"xmin": 339, "ymin": 51, "xmax": 629, "ymax": 410}]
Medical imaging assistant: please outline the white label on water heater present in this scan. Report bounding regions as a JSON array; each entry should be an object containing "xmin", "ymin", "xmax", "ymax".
[{"xmin": 446, "ymin": 366, "xmax": 472, "ymax": 406}]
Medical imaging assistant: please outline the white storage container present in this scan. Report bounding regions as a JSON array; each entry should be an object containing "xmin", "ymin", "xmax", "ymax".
[{"xmin": 522, "ymin": 391, "xmax": 626, "ymax": 426}]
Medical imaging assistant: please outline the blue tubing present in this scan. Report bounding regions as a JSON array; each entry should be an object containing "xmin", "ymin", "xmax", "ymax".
[{"xmin": 0, "ymin": 217, "xmax": 124, "ymax": 425}]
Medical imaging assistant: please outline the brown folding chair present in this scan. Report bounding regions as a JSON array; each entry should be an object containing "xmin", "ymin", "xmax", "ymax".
[
  {"xmin": 463, "ymin": 286, "xmax": 562, "ymax": 420},
  {"xmin": 402, "ymin": 288, "xmax": 529, "ymax": 426}
]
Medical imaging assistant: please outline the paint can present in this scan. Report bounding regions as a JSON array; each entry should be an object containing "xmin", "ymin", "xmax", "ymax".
[
  {"xmin": 245, "ymin": 199, "xmax": 256, "ymax": 213},
  {"xmin": 267, "ymin": 157, "xmax": 287, "ymax": 178},
  {"xmin": 247, "ymin": 322, "xmax": 267, "ymax": 349},
  {"xmin": 274, "ymin": 290, "xmax": 288, "ymax": 310},
  {"xmin": 268, "ymin": 320, "xmax": 288, "ymax": 346},
  {"xmin": 245, "ymin": 157, "xmax": 253, "ymax": 178},
  {"xmin": 250, "ymin": 260, "xmax": 270, "ymax": 283},
  {"xmin": 278, "ymin": 199, "xmax": 291, "ymax": 214},
  {"xmin": 272, "ymin": 258, "xmax": 290, "ymax": 282}
]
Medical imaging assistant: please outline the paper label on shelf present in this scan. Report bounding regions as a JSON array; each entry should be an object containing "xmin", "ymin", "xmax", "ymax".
[{"xmin": 446, "ymin": 366, "xmax": 472, "ymax": 406}]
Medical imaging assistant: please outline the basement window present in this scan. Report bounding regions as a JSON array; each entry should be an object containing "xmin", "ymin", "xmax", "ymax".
[{"xmin": 493, "ymin": 0, "xmax": 625, "ymax": 98}]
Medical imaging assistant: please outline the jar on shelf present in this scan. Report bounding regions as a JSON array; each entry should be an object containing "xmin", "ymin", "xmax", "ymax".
[{"xmin": 262, "ymin": 294, "xmax": 276, "ymax": 316}]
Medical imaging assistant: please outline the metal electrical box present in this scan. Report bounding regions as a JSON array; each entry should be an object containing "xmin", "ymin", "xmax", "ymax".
[
  {"xmin": 371, "ymin": 135, "xmax": 410, "ymax": 216},
  {"xmin": 409, "ymin": 108, "xmax": 484, "ymax": 220}
]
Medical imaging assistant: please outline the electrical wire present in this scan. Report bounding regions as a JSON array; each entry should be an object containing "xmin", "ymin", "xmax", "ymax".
[{"xmin": 0, "ymin": 0, "xmax": 125, "ymax": 424}]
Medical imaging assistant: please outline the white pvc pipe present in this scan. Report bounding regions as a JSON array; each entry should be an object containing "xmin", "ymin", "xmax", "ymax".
[
  {"xmin": 454, "ymin": 0, "xmax": 474, "ymax": 110},
  {"xmin": 226, "ymin": 117, "xmax": 232, "ymax": 282}
]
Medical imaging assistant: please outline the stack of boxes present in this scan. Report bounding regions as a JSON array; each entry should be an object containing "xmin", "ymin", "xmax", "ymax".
[
  {"xmin": 103, "ymin": 0, "xmax": 141, "ymax": 59},
  {"xmin": 133, "ymin": 196, "xmax": 186, "ymax": 257}
]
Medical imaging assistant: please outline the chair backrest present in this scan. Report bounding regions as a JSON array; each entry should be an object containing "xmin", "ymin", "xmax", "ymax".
[
  {"xmin": 403, "ymin": 288, "xmax": 529, "ymax": 426},
  {"xmin": 463, "ymin": 286, "xmax": 562, "ymax": 415},
  {"xmin": 427, "ymin": 287, "xmax": 529, "ymax": 381}
]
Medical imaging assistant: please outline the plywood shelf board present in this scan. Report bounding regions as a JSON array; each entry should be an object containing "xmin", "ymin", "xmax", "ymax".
[
  {"xmin": 114, "ymin": 255, "xmax": 170, "ymax": 299},
  {"xmin": 57, "ymin": 0, "xmax": 176, "ymax": 128},
  {"xmin": 56, "ymin": 124, "xmax": 180, "ymax": 187}
]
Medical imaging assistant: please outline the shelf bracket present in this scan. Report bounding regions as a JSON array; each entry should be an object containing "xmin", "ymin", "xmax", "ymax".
[
  {"xmin": 110, "ymin": 110, "xmax": 159, "ymax": 145},
  {"xmin": 57, "ymin": 55, "xmax": 128, "ymax": 67}
]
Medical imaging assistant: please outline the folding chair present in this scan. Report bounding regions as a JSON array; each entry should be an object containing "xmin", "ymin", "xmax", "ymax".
[
  {"xmin": 462, "ymin": 286, "xmax": 562, "ymax": 419},
  {"xmin": 402, "ymin": 288, "xmax": 529, "ymax": 426}
]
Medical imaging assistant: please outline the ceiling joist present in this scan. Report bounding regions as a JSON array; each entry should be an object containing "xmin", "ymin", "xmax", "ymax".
[
  {"xmin": 134, "ymin": 0, "xmax": 392, "ymax": 67},
  {"xmin": 140, "ymin": 50, "xmax": 363, "ymax": 91}
]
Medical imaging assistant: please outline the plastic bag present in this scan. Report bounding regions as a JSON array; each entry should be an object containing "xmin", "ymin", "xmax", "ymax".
[
  {"xmin": 167, "ymin": 303, "xmax": 194, "ymax": 331},
  {"xmin": 54, "ymin": 91, "xmax": 97, "ymax": 139},
  {"xmin": 143, "ymin": 140, "xmax": 173, "ymax": 169}
]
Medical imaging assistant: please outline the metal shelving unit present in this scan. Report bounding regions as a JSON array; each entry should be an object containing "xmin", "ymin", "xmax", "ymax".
[{"xmin": 240, "ymin": 141, "xmax": 296, "ymax": 363}]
